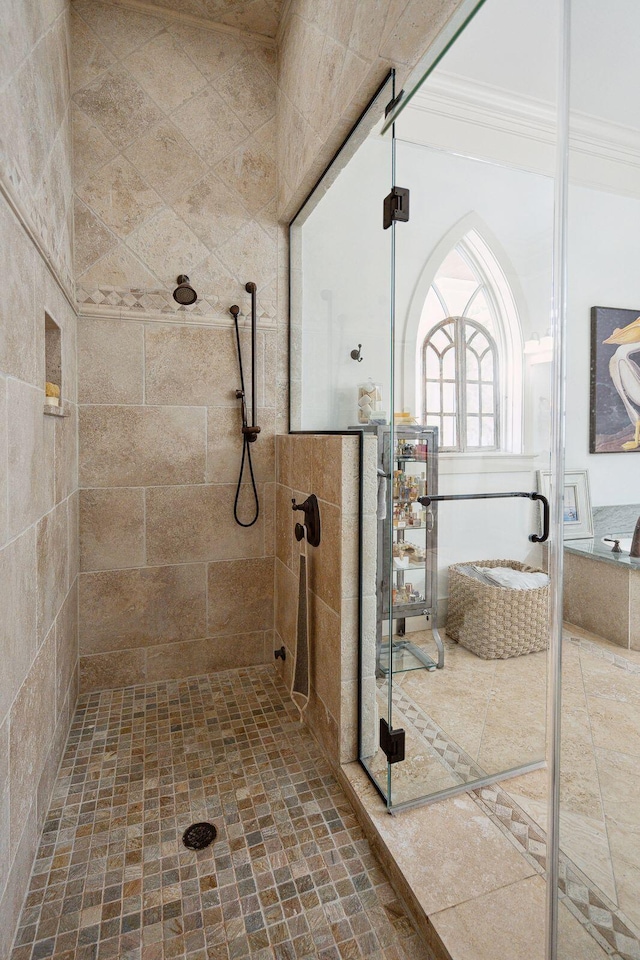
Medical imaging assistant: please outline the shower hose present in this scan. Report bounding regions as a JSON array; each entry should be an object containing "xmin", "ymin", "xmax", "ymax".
[{"xmin": 233, "ymin": 313, "xmax": 260, "ymax": 528}]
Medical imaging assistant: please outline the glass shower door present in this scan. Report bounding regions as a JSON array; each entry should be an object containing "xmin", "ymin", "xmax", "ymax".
[
  {"xmin": 556, "ymin": 2, "xmax": 640, "ymax": 958},
  {"xmin": 385, "ymin": 0, "xmax": 563, "ymax": 810}
]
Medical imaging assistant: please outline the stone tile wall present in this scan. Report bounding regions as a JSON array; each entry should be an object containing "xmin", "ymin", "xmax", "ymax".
[
  {"xmin": 274, "ymin": 433, "xmax": 369, "ymax": 765},
  {"xmin": 71, "ymin": 0, "xmax": 280, "ymax": 323},
  {"xmin": 77, "ymin": 316, "xmax": 276, "ymax": 688},
  {"xmin": 0, "ymin": 0, "xmax": 74, "ymax": 294},
  {"xmin": 276, "ymin": 0, "xmax": 465, "ymax": 221},
  {"xmin": 73, "ymin": 0, "xmax": 285, "ymax": 689},
  {"xmin": 0, "ymin": 1, "xmax": 78, "ymax": 956}
]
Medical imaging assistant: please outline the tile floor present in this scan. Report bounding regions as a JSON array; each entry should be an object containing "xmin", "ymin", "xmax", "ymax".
[
  {"xmin": 367, "ymin": 629, "xmax": 547, "ymax": 801},
  {"xmin": 9, "ymin": 667, "xmax": 431, "ymax": 960},
  {"xmin": 365, "ymin": 626, "xmax": 640, "ymax": 960}
]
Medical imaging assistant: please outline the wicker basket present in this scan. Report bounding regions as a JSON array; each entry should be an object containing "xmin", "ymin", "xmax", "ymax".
[{"xmin": 446, "ymin": 559, "xmax": 550, "ymax": 659}]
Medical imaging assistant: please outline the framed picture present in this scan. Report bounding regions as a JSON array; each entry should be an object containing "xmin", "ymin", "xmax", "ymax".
[
  {"xmin": 591, "ymin": 306, "xmax": 640, "ymax": 453},
  {"xmin": 537, "ymin": 469, "xmax": 593, "ymax": 540}
]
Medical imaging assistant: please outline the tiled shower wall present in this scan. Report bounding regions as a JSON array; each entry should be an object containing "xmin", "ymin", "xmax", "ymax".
[
  {"xmin": 276, "ymin": 0, "xmax": 466, "ymax": 219},
  {"xmin": 274, "ymin": 434, "xmax": 374, "ymax": 766},
  {"xmin": 77, "ymin": 315, "xmax": 276, "ymax": 688},
  {"xmin": 72, "ymin": 0, "xmax": 286, "ymax": 689},
  {"xmin": 0, "ymin": 1, "xmax": 78, "ymax": 955},
  {"xmin": 71, "ymin": 0, "xmax": 278, "ymax": 310}
]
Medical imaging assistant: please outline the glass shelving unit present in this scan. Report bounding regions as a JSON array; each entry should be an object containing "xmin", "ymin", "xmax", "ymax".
[{"xmin": 376, "ymin": 425, "xmax": 443, "ymax": 675}]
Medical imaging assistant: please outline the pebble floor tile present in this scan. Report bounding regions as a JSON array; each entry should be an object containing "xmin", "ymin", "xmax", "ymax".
[{"xmin": 9, "ymin": 667, "xmax": 430, "ymax": 960}]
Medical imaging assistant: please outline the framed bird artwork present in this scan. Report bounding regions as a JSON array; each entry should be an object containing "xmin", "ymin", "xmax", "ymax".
[{"xmin": 590, "ymin": 306, "xmax": 640, "ymax": 453}]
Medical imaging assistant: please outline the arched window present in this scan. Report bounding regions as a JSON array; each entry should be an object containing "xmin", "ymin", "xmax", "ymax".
[
  {"xmin": 417, "ymin": 231, "xmax": 522, "ymax": 453},
  {"xmin": 424, "ymin": 315, "xmax": 499, "ymax": 450}
]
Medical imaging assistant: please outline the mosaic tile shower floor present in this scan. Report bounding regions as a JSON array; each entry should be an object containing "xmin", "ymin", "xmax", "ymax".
[{"xmin": 10, "ymin": 668, "xmax": 430, "ymax": 960}]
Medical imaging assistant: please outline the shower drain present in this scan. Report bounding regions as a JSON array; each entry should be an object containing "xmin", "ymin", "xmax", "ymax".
[{"xmin": 182, "ymin": 822, "xmax": 217, "ymax": 850}]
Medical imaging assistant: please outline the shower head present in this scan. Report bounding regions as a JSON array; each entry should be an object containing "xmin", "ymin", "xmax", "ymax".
[{"xmin": 173, "ymin": 274, "xmax": 197, "ymax": 306}]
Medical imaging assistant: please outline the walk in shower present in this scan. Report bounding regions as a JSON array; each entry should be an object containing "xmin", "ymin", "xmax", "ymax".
[{"xmin": 291, "ymin": 0, "xmax": 640, "ymax": 957}]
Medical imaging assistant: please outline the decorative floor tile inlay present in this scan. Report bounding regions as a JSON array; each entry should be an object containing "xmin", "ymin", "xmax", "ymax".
[
  {"xmin": 567, "ymin": 635, "xmax": 640, "ymax": 675},
  {"xmin": 10, "ymin": 668, "xmax": 430, "ymax": 960}
]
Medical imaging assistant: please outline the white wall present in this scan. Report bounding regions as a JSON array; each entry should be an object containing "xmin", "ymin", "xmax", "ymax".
[
  {"xmin": 298, "ymin": 134, "xmax": 391, "ymax": 431},
  {"xmin": 566, "ymin": 185, "xmax": 640, "ymax": 506}
]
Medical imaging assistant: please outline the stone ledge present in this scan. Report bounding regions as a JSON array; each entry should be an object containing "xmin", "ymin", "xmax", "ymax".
[{"xmin": 43, "ymin": 403, "xmax": 67, "ymax": 418}]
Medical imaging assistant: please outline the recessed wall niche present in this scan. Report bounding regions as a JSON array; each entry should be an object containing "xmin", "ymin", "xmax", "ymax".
[{"xmin": 44, "ymin": 312, "xmax": 64, "ymax": 416}]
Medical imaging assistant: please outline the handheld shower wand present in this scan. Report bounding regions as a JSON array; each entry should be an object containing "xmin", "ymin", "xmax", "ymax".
[{"xmin": 230, "ymin": 284, "xmax": 261, "ymax": 527}]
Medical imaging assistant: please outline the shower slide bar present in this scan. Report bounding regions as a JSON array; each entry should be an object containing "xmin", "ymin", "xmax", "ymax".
[
  {"xmin": 245, "ymin": 281, "xmax": 259, "ymax": 439},
  {"xmin": 230, "ymin": 281, "xmax": 260, "ymax": 440},
  {"xmin": 418, "ymin": 491, "xmax": 550, "ymax": 544},
  {"xmin": 230, "ymin": 282, "xmax": 260, "ymax": 527}
]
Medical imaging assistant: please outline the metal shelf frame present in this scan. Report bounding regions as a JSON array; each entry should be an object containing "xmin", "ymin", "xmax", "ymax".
[{"xmin": 376, "ymin": 425, "xmax": 443, "ymax": 675}]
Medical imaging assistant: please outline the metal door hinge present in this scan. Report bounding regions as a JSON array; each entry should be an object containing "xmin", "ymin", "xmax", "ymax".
[
  {"xmin": 385, "ymin": 90, "xmax": 404, "ymax": 117},
  {"xmin": 383, "ymin": 187, "xmax": 410, "ymax": 230},
  {"xmin": 380, "ymin": 718, "xmax": 405, "ymax": 764}
]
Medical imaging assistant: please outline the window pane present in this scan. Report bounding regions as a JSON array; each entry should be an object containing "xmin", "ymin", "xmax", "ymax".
[
  {"xmin": 442, "ymin": 345, "xmax": 456, "ymax": 379},
  {"xmin": 466, "ymin": 350, "xmax": 479, "ymax": 381},
  {"xmin": 421, "ymin": 287, "xmax": 445, "ymax": 328},
  {"xmin": 466, "ymin": 382, "xmax": 480, "ymax": 414},
  {"xmin": 437, "ymin": 276, "xmax": 478, "ymax": 317},
  {"xmin": 466, "ymin": 416, "xmax": 480, "ymax": 446},
  {"xmin": 466, "ymin": 290, "xmax": 495, "ymax": 335},
  {"xmin": 437, "ymin": 248, "xmax": 475, "ymax": 282},
  {"xmin": 442, "ymin": 381, "xmax": 456, "ymax": 413},
  {"xmin": 481, "ymin": 351, "xmax": 494, "ymax": 379},
  {"xmin": 482, "ymin": 416, "xmax": 495, "ymax": 446},
  {"xmin": 471, "ymin": 331, "xmax": 488, "ymax": 353},
  {"xmin": 436, "ymin": 249, "xmax": 478, "ymax": 316},
  {"xmin": 481, "ymin": 384, "xmax": 494, "ymax": 411},
  {"xmin": 426, "ymin": 381, "xmax": 441, "ymax": 411},
  {"xmin": 431, "ymin": 326, "xmax": 452, "ymax": 351},
  {"xmin": 442, "ymin": 416, "xmax": 456, "ymax": 448},
  {"xmin": 425, "ymin": 345, "xmax": 440, "ymax": 378}
]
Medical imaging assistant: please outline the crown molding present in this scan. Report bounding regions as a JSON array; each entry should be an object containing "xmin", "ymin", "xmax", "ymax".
[{"xmin": 408, "ymin": 72, "xmax": 640, "ymax": 192}]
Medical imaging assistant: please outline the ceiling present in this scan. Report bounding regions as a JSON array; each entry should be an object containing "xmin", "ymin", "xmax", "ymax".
[{"xmin": 136, "ymin": 0, "xmax": 285, "ymax": 38}]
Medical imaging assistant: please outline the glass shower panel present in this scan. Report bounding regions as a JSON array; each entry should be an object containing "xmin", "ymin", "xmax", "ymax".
[
  {"xmin": 557, "ymin": 1, "xmax": 640, "ymax": 957},
  {"xmin": 289, "ymin": 78, "xmax": 394, "ymax": 433},
  {"xmin": 387, "ymin": 0, "xmax": 562, "ymax": 809}
]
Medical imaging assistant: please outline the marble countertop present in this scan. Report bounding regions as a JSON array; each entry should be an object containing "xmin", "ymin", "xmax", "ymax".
[{"xmin": 565, "ymin": 536, "xmax": 640, "ymax": 568}]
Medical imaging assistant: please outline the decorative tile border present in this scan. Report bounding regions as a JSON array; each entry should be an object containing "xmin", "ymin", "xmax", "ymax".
[
  {"xmin": 567, "ymin": 634, "xmax": 640, "ymax": 676},
  {"xmin": 389, "ymin": 685, "xmax": 485, "ymax": 785},
  {"xmin": 76, "ymin": 285, "xmax": 278, "ymax": 326},
  {"xmin": 388, "ymin": 684, "xmax": 640, "ymax": 960}
]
